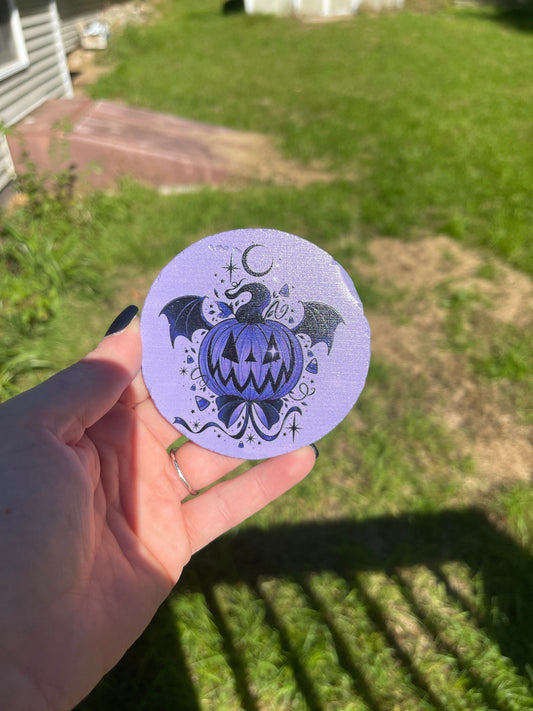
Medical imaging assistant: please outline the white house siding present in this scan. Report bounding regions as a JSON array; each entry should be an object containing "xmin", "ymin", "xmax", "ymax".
[
  {"xmin": 246, "ymin": 0, "xmax": 399, "ymax": 14},
  {"xmin": 244, "ymin": 0, "xmax": 293, "ymax": 14},
  {"xmin": 329, "ymin": 0, "xmax": 355, "ymax": 13},
  {"xmin": 0, "ymin": 135, "xmax": 16, "ymax": 190},
  {"xmin": 0, "ymin": 0, "xmax": 72, "ymax": 192},
  {"xmin": 298, "ymin": 0, "xmax": 324, "ymax": 14}
]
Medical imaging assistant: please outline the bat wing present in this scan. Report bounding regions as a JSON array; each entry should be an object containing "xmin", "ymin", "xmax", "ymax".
[
  {"xmin": 292, "ymin": 301, "xmax": 344, "ymax": 354},
  {"xmin": 160, "ymin": 295, "xmax": 212, "ymax": 345}
]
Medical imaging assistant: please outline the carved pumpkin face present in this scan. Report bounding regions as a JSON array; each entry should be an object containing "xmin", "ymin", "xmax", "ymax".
[{"xmin": 199, "ymin": 319, "xmax": 303, "ymax": 402}]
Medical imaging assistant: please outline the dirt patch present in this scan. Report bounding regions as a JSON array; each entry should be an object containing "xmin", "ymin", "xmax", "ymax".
[
  {"xmin": 365, "ymin": 235, "xmax": 533, "ymax": 327},
  {"xmin": 201, "ymin": 131, "xmax": 332, "ymax": 189},
  {"xmin": 361, "ymin": 235, "xmax": 533, "ymax": 488}
]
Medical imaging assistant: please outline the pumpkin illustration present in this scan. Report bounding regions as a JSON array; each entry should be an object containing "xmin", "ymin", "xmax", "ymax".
[
  {"xmin": 199, "ymin": 317, "xmax": 303, "ymax": 402},
  {"xmin": 161, "ymin": 276, "xmax": 344, "ymax": 441},
  {"xmin": 198, "ymin": 283, "xmax": 304, "ymax": 431}
]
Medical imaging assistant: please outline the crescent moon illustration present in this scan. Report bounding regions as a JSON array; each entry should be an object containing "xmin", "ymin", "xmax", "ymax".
[{"xmin": 242, "ymin": 244, "xmax": 273, "ymax": 277}]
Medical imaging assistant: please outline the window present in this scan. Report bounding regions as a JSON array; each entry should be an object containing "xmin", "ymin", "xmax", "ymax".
[{"xmin": 0, "ymin": 0, "xmax": 29, "ymax": 81}]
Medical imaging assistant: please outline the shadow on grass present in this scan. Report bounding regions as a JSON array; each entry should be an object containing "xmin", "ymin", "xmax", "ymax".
[
  {"xmin": 482, "ymin": 0, "xmax": 533, "ymax": 32},
  {"xmin": 77, "ymin": 508, "xmax": 533, "ymax": 710}
]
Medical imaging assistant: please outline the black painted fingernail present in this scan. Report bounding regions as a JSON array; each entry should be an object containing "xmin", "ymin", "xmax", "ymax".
[
  {"xmin": 310, "ymin": 443, "xmax": 319, "ymax": 459},
  {"xmin": 105, "ymin": 305, "xmax": 139, "ymax": 336}
]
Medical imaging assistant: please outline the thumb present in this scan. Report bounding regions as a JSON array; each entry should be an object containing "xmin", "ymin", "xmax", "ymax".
[{"xmin": 23, "ymin": 306, "xmax": 142, "ymax": 438}]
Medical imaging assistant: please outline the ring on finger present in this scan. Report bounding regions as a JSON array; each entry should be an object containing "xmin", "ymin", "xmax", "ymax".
[{"xmin": 169, "ymin": 449, "xmax": 199, "ymax": 497}]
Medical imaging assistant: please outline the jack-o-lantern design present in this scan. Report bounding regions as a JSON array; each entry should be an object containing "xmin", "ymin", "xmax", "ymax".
[{"xmin": 161, "ymin": 255, "xmax": 344, "ymax": 444}]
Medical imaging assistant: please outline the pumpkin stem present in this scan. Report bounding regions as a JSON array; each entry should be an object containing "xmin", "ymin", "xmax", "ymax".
[{"xmin": 225, "ymin": 282, "xmax": 271, "ymax": 323}]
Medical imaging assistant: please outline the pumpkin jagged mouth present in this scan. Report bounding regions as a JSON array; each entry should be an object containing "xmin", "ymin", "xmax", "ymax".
[{"xmin": 204, "ymin": 357, "xmax": 298, "ymax": 398}]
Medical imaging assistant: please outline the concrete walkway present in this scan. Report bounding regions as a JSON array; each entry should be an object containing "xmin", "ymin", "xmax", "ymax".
[{"xmin": 7, "ymin": 97, "xmax": 280, "ymax": 191}]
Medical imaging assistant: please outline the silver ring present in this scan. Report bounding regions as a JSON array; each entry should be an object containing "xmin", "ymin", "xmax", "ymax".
[{"xmin": 170, "ymin": 449, "xmax": 199, "ymax": 496}]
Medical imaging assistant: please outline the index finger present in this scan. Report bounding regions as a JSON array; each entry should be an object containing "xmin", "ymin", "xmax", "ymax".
[
  {"xmin": 11, "ymin": 319, "xmax": 142, "ymax": 441},
  {"xmin": 182, "ymin": 446, "xmax": 316, "ymax": 554}
]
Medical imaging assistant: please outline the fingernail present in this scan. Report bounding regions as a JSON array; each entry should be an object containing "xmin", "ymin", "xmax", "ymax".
[
  {"xmin": 105, "ymin": 305, "xmax": 139, "ymax": 336},
  {"xmin": 309, "ymin": 443, "xmax": 319, "ymax": 459}
]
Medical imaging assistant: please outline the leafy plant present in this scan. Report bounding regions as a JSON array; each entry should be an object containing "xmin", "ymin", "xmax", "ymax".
[{"xmin": 0, "ymin": 165, "xmax": 107, "ymax": 398}]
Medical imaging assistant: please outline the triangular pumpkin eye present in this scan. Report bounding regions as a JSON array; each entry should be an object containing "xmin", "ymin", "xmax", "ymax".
[
  {"xmin": 222, "ymin": 331, "xmax": 240, "ymax": 362},
  {"xmin": 263, "ymin": 334, "xmax": 280, "ymax": 364}
]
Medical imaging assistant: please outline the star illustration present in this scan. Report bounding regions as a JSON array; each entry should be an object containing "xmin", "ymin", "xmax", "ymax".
[
  {"xmin": 246, "ymin": 433, "xmax": 256, "ymax": 444},
  {"xmin": 287, "ymin": 415, "xmax": 302, "ymax": 442},
  {"xmin": 223, "ymin": 254, "xmax": 239, "ymax": 283},
  {"xmin": 180, "ymin": 366, "xmax": 188, "ymax": 375}
]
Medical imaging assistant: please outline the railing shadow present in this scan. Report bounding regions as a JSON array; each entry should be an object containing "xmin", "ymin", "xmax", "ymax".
[
  {"xmin": 481, "ymin": 0, "xmax": 533, "ymax": 32},
  {"xmin": 77, "ymin": 507, "xmax": 533, "ymax": 710}
]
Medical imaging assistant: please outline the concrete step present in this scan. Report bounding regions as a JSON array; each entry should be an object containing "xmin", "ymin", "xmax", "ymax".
[{"xmin": 7, "ymin": 97, "xmax": 265, "ymax": 190}]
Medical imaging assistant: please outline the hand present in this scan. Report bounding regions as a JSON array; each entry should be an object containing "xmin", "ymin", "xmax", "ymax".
[{"xmin": 0, "ymin": 311, "xmax": 316, "ymax": 711}]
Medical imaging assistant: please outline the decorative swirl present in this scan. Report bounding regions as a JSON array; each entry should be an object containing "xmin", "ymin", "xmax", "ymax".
[
  {"xmin": 289, "ymin": 381, "xmax": 316, "ymax": 402},
  {"xmin": 191, "ymin": 367, "xmax": 208, "ymax": 389},
  {"xmin": 264, "ymin": 299, "xmax": 289, "ymax": 322},
  {"xmin": 174, "ymin": 404, "xmax": 303, "ymax": 443}
]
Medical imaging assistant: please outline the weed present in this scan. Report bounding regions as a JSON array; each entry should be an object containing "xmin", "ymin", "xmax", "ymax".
[
  {"xmin": 14, "ymin": 151, "xmax": 77, "ymax": 217},
  {"xmin": 0, "ymin": 164, "xmax": 108, "ymax": 398}
]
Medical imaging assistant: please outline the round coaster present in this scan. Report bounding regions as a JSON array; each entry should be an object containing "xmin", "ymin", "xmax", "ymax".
[{"xmin": 141, "ymin": 228, "xmax": 370, "ymax": 459}]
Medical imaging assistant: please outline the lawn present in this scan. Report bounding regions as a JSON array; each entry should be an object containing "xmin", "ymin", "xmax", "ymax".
[
  {"xmin": 1, "ymin": 1, "xmax": 533, "ymax": 709},
  {"xmin": 91, "ymin": 0, "xmax": 533, "ymax": 274}
]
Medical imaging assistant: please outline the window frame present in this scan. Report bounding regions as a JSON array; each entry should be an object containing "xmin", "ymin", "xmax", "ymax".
[{"xmin": 0, "ymin": 0, "xmax": 29, "ymax": 82}]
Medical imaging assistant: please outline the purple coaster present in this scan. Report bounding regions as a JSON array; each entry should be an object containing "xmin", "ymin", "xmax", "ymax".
[{"xmin": 141, "ymin": 229, "xmax": 370, "ymax": 458}]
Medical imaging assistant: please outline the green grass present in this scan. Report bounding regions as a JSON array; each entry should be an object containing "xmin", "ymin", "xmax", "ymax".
[
  {"xmin": 1, "ymin": 1, "xmax": 533, "ymax": 708},
  {"xmin": 437, "ymin": 282, "xmax": 533, "ymax": 421},
  {"xmin": 1, "ymin": 177, "xmax": 375, "ymax": 395},
  {"xmin": 0, "ymin": 167, "xmax": 107, "ymax": 397},
  {"xmin": 91, "ymin": 1, "xmax": 533, "ymax": 274}
]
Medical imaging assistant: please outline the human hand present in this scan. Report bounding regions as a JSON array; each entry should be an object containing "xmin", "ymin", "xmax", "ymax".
[{"xmin": 0, "ymin": 307, "xmax": 316, "ymax": 711}]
